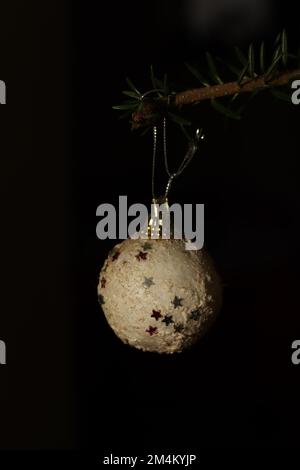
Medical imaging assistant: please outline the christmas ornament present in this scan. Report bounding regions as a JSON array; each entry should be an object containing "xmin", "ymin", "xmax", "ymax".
[
  {"xmin": 98, "ymin": 117, "xmax": 222, "ymax": 353},
  {"xmin": 98, "ymin": 238, "xmax": 222, "ymax": 353}
]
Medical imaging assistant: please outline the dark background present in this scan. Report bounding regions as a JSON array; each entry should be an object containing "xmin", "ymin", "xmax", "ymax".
[{"xmin": 0, "ymin": 0, "xmax": 299, "ymax": 456}]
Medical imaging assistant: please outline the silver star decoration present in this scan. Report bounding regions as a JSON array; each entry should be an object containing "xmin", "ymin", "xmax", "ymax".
[
  {"xmin": 174, "ymin": 323, "xmax": 184, "ymax": 333},
  {"xmin": 142, "ymin": 242, "xmax": 153, "ymax": 251},
  {"xmin": 162, "ymin": 314, "xmax": 174, "ymax": 326},
  {"xmin": 143, "ymin": 277, "xmax": 155, "ymax": 288},
  {"xmin": 190, "ymin": 308, "xmax": 202, "ymax": 320},
  {"xmin": 172, "ymin": 296, "xmax": 183, "ymax": 308}
]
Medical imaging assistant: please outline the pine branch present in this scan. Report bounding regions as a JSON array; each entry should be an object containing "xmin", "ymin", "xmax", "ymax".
[
  {"xmin": 131, "ymin": 68, "xmax": 300, "ymax": 129},
  {"xmin": 113, "ymin": 32, "xmax": 300, "ymax": 133}
]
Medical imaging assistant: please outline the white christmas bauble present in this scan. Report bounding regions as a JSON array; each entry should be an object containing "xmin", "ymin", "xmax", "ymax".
[{"xmin": 98, "ymin": 238, "xmax": 222, "ymax": 354}]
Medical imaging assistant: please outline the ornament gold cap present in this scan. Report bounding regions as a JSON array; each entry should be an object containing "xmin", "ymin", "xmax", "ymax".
[{"xmin": 147, "ymin": 197, "xmax": 174, "ymax": 240}]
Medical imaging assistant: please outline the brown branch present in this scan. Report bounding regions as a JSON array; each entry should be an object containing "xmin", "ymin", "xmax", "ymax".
[{"xmin": 132, "ymin": 68, "xmax": 300, "ymax": 129}]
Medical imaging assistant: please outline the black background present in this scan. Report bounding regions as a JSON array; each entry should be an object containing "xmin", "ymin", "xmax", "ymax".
[{"xmin": 0, "ymin": 0, "xmax": 299, "ymax": 456}]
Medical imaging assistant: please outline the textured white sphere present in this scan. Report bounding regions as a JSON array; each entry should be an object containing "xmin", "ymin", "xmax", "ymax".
[{"xmin": 98, "ymin": 238, "xmax": 222, "ymax": 353}]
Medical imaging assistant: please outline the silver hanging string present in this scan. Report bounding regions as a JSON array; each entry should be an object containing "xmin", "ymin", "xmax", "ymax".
[
  {"xmin": 152, "ymin": 118, "xmax": 203, "ymax": 200},
  {"xmin": 163, "ymin": 118, "xmax": 171, "ymax": 177},
  {"xmin": 152, "ymin": 126, "xmax": 157, "ymax": 200}
]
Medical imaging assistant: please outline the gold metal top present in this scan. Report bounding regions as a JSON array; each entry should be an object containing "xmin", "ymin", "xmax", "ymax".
[{"xmin": 147, "ymin": 197, "xmax": 173, "ymax": 240}]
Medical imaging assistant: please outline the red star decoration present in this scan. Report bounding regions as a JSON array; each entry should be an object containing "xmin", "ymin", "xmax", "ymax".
[
  {"xmin": 136, "ymin": 251, "xmax": 148, "ymax": 261},
  {"xmin": 146, "ymin": 326, "xmax": 157, "ymax": 336},
  {"xmin": 151, "ymin": 310, "xmax": 162, "ymax": 321},
  {"xmin": 112, "ymin": 251, "xmax": 120, "ymax": 261},
  {"xmin": 101, "ymin": 278, "xmax": 106, "ymax": 288}
]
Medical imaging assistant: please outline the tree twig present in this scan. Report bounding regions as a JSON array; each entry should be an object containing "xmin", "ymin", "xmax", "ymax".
[{"xmin": 132, "ymin": 68, "xmax": 300, "ymax": 129}]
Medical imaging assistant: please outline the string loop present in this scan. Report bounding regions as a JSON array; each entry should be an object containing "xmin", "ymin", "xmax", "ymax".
[{"xmin": 152, "ymin": 118, "xmax": 203, "ymax": 200}]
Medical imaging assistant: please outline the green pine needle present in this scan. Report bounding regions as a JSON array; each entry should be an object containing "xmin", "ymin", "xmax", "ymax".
[
  {"xmin": 248, "ymin": 44, "xmax": 255, "ymax": 78},
  {"xmin": 238, "ymin": 61, "xmax": 249, "ymax": 85},
  {"xmin": 260, "ymin": 42, "xmax": 265, "ymax": 73},
  {"xmin": 206, "ymin": 52, "xmax": 223, "ymax": 85},
  {"xmin": 150, "ymin": 65, "xmax": 164, "ymax": 91},
  {"xmin": 265, "ymin": 53, "xmax": 282, "ymax": 79},
  {"xmin": 234, "ymin": 46, "xmax": 247, "ymax": 66},
  {"xmin": 282, "ymin": 29, "xmax": 288, "ymax": 67},
  {"xmin": 211, "ymin": 98, "xmax": 241, "ymax": 120},
  {"xmin": 122, "ymin": 90, "xmax": 140, "ymax": 99},
  {"xmin": 270, "ymin": 88, "xmax": 291, "ymax": 103},
  {"xmin": 168, "ymin": 112, "xmax": 192, "ymax": 126},
  {"xmin": 126, "ymin": 77, "xmax": 141, "ymax": 96},
  {"xmin": 185, "ymin": 62, "xmax": 210, "ymax": 87},
  {"xmin": 112, "ymin": 100, "xmax": 139, "ymax": 110},
  {"xmin": 274, "ymin": 31, "xmax": 282, "ymax": 48}
]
